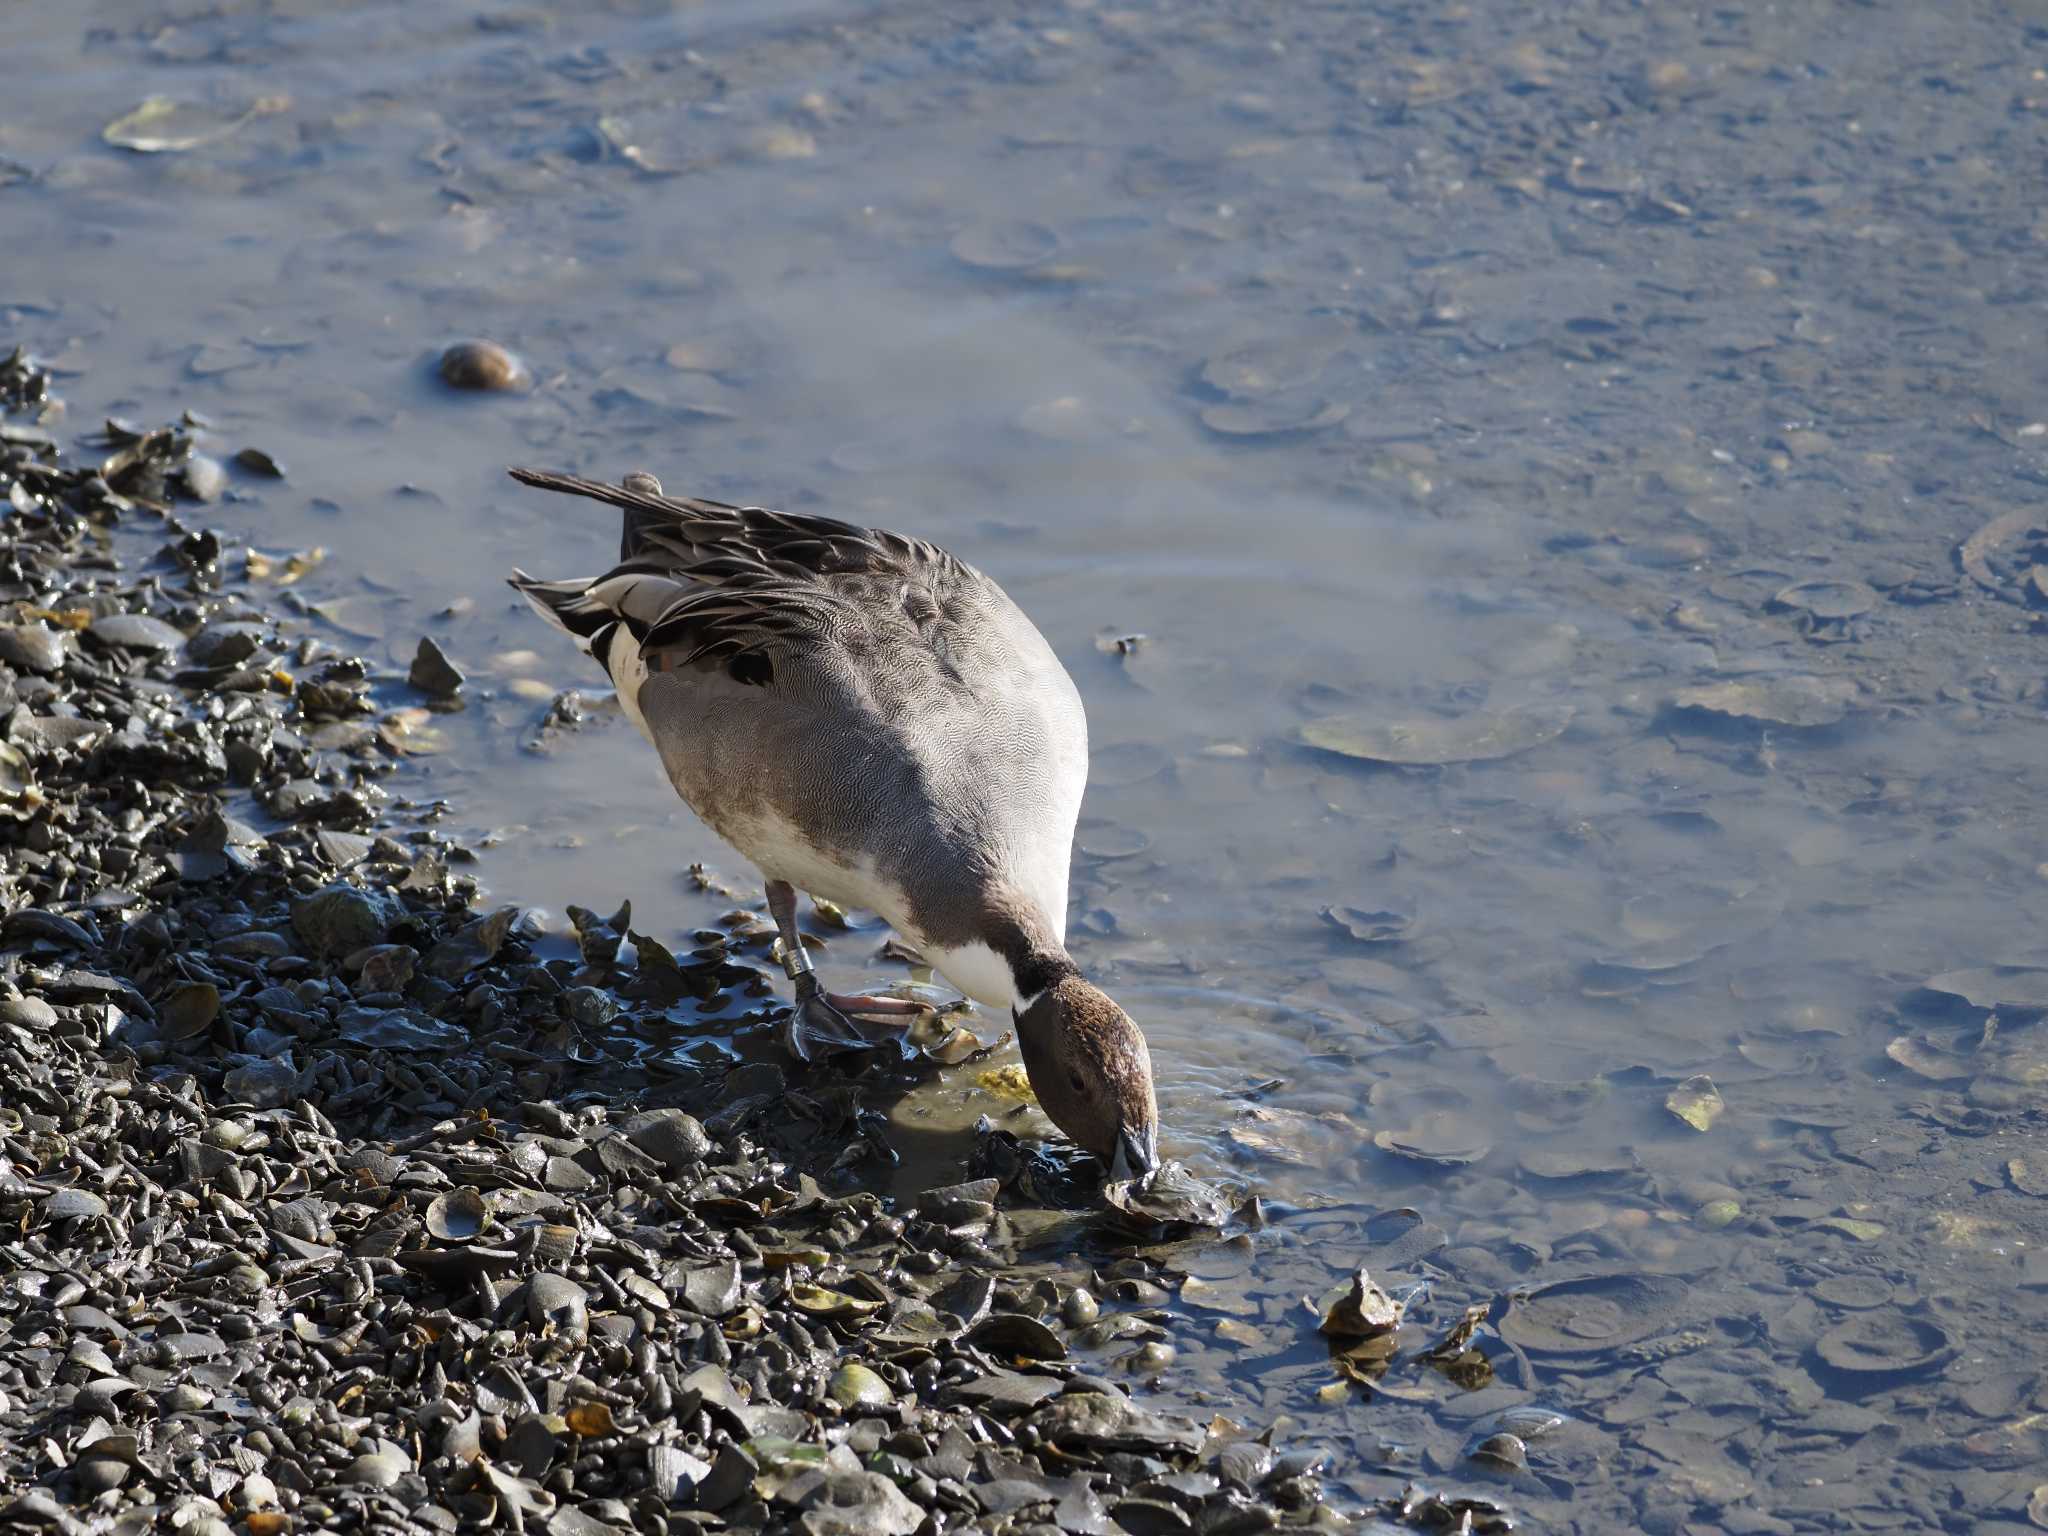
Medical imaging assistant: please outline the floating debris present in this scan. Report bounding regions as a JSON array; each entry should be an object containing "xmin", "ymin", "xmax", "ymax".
[{"xmin": 1421, "ymin": 1304, "xmax": 1493, "ymax": 1389}]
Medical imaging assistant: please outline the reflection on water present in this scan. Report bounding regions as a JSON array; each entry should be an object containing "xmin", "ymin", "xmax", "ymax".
[{"xmin": 9, "ymin": 0, "xmax": 2048, "ymax": 1525}]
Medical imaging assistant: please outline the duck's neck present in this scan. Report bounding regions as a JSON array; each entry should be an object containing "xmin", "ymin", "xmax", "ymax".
[{"xmin": 984, "ymin": 895, "xmax": 1078, "ymax": 1013}]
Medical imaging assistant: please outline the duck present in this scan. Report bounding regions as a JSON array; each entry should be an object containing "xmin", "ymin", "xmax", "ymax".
[{"xmin": 507, "ymin": 466, "xmax": 1160, "ymax": 1179}]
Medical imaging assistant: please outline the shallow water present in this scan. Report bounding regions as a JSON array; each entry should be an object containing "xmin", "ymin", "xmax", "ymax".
[{"xmin": 10, "ymin": 0, "xmax": 2048, "ymax": 1526}]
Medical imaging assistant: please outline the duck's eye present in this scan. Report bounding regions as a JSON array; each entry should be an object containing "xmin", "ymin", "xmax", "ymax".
[
  {"xmin": 728, "ymin": 651, "xmax": 773, "ymax": 687},
  {"xmin": 1068, "ymin": 1073, "xmax": 1086, "ymax": 1094}
]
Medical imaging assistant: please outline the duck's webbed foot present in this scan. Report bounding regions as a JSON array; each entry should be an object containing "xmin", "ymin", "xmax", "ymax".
[
  {"xmin": 765, "ymin": 879, "xmax": 928, "ymax": 1063},
  {"xmin": 784, "ymin": 979, "xmax": 876, "ymax": 1062}
]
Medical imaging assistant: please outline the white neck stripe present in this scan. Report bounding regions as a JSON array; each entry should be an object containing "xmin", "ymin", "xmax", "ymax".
[{"xmin": 1013, "ymin": 988, "xmax": 1045, "ymax": 1015}]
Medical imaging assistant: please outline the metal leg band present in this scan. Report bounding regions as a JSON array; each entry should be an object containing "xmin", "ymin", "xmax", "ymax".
[{"xmin": 783, "ymin": 937, "xmax": 816, "ymax": 983}]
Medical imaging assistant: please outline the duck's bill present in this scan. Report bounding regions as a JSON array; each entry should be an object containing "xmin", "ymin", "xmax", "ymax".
[{"xmin": 1108, "ymin": 1124, "xmax": 1161, "ymax": 1183}]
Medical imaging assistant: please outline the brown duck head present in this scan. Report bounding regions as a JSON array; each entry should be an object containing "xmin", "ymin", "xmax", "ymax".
[{"xmin": 1014, "ymin": 974, "xmax": 1159, "ymax": 1179}]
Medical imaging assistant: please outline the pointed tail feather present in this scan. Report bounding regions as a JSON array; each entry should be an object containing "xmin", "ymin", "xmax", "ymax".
[{"xmin": 509, "ymin": 465, "xmax": 726, "ymax": 562}]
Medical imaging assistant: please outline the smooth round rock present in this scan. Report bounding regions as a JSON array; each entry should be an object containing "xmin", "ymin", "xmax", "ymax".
[
  {"xmin": 344, "ymin": 1449, "xmax": 409, "ymax": 1488},
  {"xmin": 525, "ymin": 1273, "xmax": 590, "ymax": 1343},
  {"xmin": 91, "ymin": 613, "xmax": 186, "ymax": 651},
  {"xmin": 437, "ymin": 340, "xmax": 531, "ymax": 392},
  {"xmin": 623, "ymin": 1108, "xmax": 713, "ymax": 1171},
  {"xmin": 0, "ymin": 995, "xmax": 59, "ymax": 1029},
  {"xmin": 827, "ymin": 1362, "xmax": 894, "ymax": 1409},
  {"xmin": 186, "ymin": 621, "xmax": 269, "ymax": 668},
  {"xmin": 72, "ymin": 1456, "xmax": 130, "ymax": 1493},
  {"xmin": 0, "ymin": 626, "xmax": 67, "ymax": 673}
]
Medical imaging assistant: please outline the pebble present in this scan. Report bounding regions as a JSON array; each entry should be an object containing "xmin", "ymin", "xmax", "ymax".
[
  {"xmin": 90, "ymin": 611, "xmax": 187, "ymax": 651},
  {"xmin": 409, "ymin": 634, "xmax": 465, "ymax": 695},
  {"xmin": 0, "ymin": 624, "xmax": 67, "ymax": 673},
  {"xmin": 437, "ymin": 340, "xmax": 531, "ymax": 392},
  {"xmin": 524, "ymin": 1272, "xmax": 590, "ymax": 1344},
  {"xmin": 827, "ymin": 1362, "xmax": 894, "ymax": 1409},
  {"xmin": 622, "ymin": 1107, "xmax": 713, "ymax": 1170},
  {"xmin": 344, "ymin": 1447, "xmax": 410, "ymax": 1488},
  {"xmin": 0, "ymin": 994, "xmax": 59, "ymax": 1028},
  {"xmin": 292, "ymin": 883, "xmax": 402, "ymax": 956}
]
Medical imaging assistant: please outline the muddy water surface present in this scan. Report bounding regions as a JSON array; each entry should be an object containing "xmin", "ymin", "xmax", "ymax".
[{"xmin": 8, "ymin": 1, "xmax": 2048, "ymax": 1528}]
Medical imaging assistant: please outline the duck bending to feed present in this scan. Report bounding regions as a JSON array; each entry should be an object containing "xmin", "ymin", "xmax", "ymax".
[{"xmin": 507, "ymin": 466, "xmax": 1160, "ymax": 1179}]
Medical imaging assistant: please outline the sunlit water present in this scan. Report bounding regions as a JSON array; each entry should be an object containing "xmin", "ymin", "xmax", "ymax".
[{"xmin": 9, "ymin": 1, "xmax": 2048, "ymax": 1526}]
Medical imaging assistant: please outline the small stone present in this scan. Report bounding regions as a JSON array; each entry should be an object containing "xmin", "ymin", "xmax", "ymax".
[
  {"xmin": 524, "ymin": 1273, "xmax": 590, "ymax": 1345},
  {"xmin": 0, "ymin": 995, "xmax": 59, "ymax": 1029},
  {"xmin": 827, "ymin": 1363, "xmax": 893, "ymax": 1410},
  {"xmin": 72, "ymin": 1455, "xmax": 130, "ymax": 1493},
  {"xmin": 1111, "ymin": 1498, "xmax": 1190, "ymax": 1535},
  {"xmin": 1698, "ymin": 1199, "xmax": 1743, "ymax": 1229},
  {"xmin": 622, "ymin": 1108, "xmax": 713, "ymax": 1171},
  {"xmin": 222, "ymin": 1056, "xmax": 301, "ymax": 1109},
  {"xmin": 944, "ymin": 1371, "xmax": 1063, "ymax": 1413},
  {"xmin": 180, "ymin": 454, "xmax": 227, "ymax": 502},
  {"xmin": 44, "ymin": 1188, "xmax": 109, "ymax": 1225},
  {"xmin": 409, "ymin": 636, "xmax": 465, "ymax": 696},
  {"xmin": 0, "ymin": 625, "xmax": 68, "ymax": 673},
  {"xmin": 292, "ymin": 884, "xmax": 403, "ymax": 957},
  {"xmin": 90, "ymin": 612, "xmax": 186, "ymax": 651},
  {"xmin": 344, "ymin": 1447, "xmax": 409, "ymax": 1488},
  {"xmin": 793, "ymin": 1469, "xmax": 922, "ymax": 1536},
  {"xmin": 438, "ymin": 340, "xmax": 531, "ymax": 392}
]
